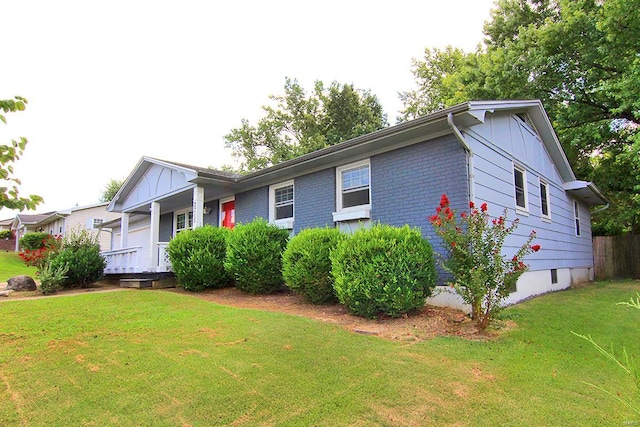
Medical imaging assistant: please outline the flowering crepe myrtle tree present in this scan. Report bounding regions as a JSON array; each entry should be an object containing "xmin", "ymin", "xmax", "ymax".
[{"xmin": 429, "ymin": 194, "xmax": 540, "ymax": 330}]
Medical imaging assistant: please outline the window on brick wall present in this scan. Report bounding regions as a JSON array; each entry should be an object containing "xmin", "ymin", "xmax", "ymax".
[
  {"xmin": 174, "ymin": 209, "xmax": 193, "ymax": 236},
  {"xmin": 333, "ymin": 159, "xmax": 371, "ymax": 222},
  {"xmin": 269, "ymin": 180, "xmax": 294, "ymax": 229}
]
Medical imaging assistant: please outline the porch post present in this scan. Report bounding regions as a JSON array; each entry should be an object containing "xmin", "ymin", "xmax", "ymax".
[
  {"xmin": 193, "ymin": 185, "xmax": 204, "ymax": 229},
  {"xmin": 120, "ymin": 213, "xmax": 129, "ymax": 249},
  {"xmin": 150, "ymin": 202, "xmax": 160, "ymax": 270}
]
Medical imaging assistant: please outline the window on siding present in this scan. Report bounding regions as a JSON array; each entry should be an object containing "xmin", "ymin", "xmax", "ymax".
[
  {"xmin": 339, "ymin": 162, "xmax": 370, "ymax": 209},
  {"xmin": 539, "ymin": 180, "xmax": 550, "ymax": 219},
  {"xmin": 513, "ymin": 165, "xmax": 528, "ymax": 210},
  {"xmin": 174, "ymin": 210, "xmax": 193, "ymax": 235},
  {"xmin": 574, "ymin": 200, "xmax": 581, "ymax": 236},
  {"xmin": 92, "ymin": 218, "xmax": 104, "ymax": 229},
  {"xmin": 269, "ymin": 180, "xmax": 294, "ymax": 228},
  {"xmin": 551, "ymin": 269, "xmax": 558, "ymax": 284}
]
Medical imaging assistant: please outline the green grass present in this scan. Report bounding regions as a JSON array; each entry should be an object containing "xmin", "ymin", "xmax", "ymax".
[
  {"xmin": 0, "ymin": 281, "xmax": 639, "ymax": 426},
  {"xmin": 0, "ymin": 252, "xmax": 37, "ymax": 282}
]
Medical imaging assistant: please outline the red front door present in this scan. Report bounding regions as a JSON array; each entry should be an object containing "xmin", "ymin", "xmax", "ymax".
[{"xmin": 221, "ymin": 200, "xmax": 235, "ymax": 229}]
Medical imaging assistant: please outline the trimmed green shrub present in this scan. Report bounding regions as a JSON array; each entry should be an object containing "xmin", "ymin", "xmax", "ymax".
[
  {"xmin": 19, "ymin": 232, "xmax": 52, "ymax": 250},
  {"xmin": 0, "ymin": 230, "xmax": 14, "ymax": 239},
  {"xmin": 282, "ymin": 227, "xmax": 345, "ymax": 304},
  {"xmin": 330, "ymin": 224, "xmax": 436, "ymax": 318},
  {"xmin": 47, "ymin": 227, "xmax": 105, "ymax": 288},
  {"xmin": 167, "ymin": 225, "xmax": 231, "ymax": 292},
  {"xmin": 225, "ymin": 218, "xmax": 289, "ymax": 294}
]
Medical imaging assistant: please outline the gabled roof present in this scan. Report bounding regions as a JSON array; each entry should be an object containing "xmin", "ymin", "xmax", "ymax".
[{"xmin": 109, "ymin": 100, "xmax": 607, "ymax": 212}]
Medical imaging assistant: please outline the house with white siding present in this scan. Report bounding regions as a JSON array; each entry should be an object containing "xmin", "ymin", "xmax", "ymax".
[
  {"xmin": 11, "ymin": 202, "xmax": 120, "ymax": 252},
  {"xmin": 102, "ymin": 100, "xmax": 607, "ymax": 308}
]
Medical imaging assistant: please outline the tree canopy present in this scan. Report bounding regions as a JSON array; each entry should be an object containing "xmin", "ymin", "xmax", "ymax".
[
  {"xmin": 399, "ymin": 0, "xmax": 640, "ymax": 235},
  {"xmin": 0, "ymin": 96, "xmax": 43, "ymax": 211},
  {"xmin": 100, "ymin": 178, "xmax": 124, "ymax": 202},
  {"xmin": 224, "ymin": 78, "xmax": 388, "ymax": 172}
]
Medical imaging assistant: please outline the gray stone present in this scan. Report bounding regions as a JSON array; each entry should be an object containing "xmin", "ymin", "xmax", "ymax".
[
  {"xmin": 0, "ymin": 289, "xmax": 14, "ymax": 297},
  {"xmin": 6, "ymin": 275, "xmax": 37, "ymax": 291}
]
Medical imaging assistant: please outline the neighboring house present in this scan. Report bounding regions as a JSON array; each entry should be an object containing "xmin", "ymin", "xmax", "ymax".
[
  {"xmin": 11, "ymin": 203, "xmax": 120, "ymax": 252},
  {"xmin": 0, "ymin": 218, "xmax": 13, "ymax": 231},
  {"xmin": 103, "ymin": 100, "xmax": 607, "ymax": 309}
]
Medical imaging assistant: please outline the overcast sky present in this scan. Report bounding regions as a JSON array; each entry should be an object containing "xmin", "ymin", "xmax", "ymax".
[{"xmin": 2, "ymin": 0, "xmax": 496, "ymax": 217}]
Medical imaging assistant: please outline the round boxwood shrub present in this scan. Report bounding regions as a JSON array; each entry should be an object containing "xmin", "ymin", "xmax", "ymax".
[
  {"xmin": 282, "ymin": 227, "xmax": 345, "ymax": 304},
  {"xmin": 167, "ymin": 225, "xmax": 231, "ymax": 292},
  {"xmin": 330, "ymin": 224, "xmax": 436, "ymax": 318},
  {"xmin": 47, "ymin": 227, "xmax": 106, "ymax": 288},
  {"xmin": 224, "ymin": 218, "xmax": 289, "ymax": 294}
]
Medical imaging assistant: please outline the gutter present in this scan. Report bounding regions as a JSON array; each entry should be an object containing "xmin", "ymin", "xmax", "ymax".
[{"xmin": 447, "ymin": 113, "xmax": 475, "ymax": 202}]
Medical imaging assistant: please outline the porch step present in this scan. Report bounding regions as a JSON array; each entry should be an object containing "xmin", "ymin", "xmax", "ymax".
[{"xmin": 119, "ymin": 278, "xmax": 153, "ymax": 289}]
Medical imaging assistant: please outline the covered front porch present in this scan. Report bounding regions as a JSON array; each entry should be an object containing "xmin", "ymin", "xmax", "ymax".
[{"xmin": 101, "ymin": 157, "xmax": 239, "ymax": 276}]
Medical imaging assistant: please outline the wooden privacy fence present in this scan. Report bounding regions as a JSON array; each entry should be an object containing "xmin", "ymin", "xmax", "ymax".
[{"xmin": 593, "ymin": 234, "xmax": 640, "ymax": 280}]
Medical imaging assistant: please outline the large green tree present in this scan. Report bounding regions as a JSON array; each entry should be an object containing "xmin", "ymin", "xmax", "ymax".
[
  {"xmin": 100, "ymin": 178, "xmax": 124, "ymax": 203},
  {"xmin": 0, "ymin": 96, "xmax": 43, "ymax": 211},
  {"xmin": 400, "ymin": 0, "xmax": 640, "ymax": 234},
  {"xmin": 225, "ymin": 78, "xmax": 388, "ymax": 172}
]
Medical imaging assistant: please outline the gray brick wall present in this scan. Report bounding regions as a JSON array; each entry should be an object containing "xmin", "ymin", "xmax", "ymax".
[
  {"xmin": 204, "ymin": 200, "xmax": 218, "ymax": 226},
  {"xmin": 159, "ymin": 213, "xmax": 173, "ymax": 241},
  {"xmin": 371, "ymin": 134, "xmax": 469, "ymax": 253},
  {"xmin": 294, "ymin": 168, "xmax": 336, "ymax": 233},
  {"xmin": 236, "ymin": 187, "xmax": 269, "ymax": 224}
]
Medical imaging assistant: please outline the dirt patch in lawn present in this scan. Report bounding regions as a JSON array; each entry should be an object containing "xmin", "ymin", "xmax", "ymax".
[{"xmin": 168, "ymin": 287, "xmax": 503, "ymax": 342}]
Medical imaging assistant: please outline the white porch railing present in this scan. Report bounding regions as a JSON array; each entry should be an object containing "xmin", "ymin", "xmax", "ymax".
[
  {"xmin": 157, "ymin": 242, "xmax": 172, "ymax": 272},
  {"xmin": 102, "ymin": 243, "xmax": 172, "ymax": 275},
  {"xmin": 102, "ymin": 247, "xmax": 143, "ymax": 274}
]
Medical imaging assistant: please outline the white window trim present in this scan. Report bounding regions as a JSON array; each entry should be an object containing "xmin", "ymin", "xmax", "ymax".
[
  {"xmin": 173, "ymin": 208, "xmax": 193, "ymax": 236},
  {"xmin": 539, "ymin": 178, "xmax": 551, "ymax": 221},
  {"xmin": 269, "ymin": 180, "xmax": 295, "ymax": 229},
  {"xmin": 333, "ymin": 159, "xmax": 371, "ymax": 222},
  {"xmin": 574, "ymin": 200, "xmax": 581, "ymax": 237},
  {"xmin": 219, "ymin": 196, "xmax": 235, "ymax": 228},
  {"xmin": 513, "ymin": 164, "xmax": 529, "ymax": 214}
]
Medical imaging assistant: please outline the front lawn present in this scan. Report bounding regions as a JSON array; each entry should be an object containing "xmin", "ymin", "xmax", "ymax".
[
  {"xmin": 0, "ymin": 280, "xmax": 639, "ymax": 425},
  {"xmin": 0, "ymin": 251, "xmax": 37, "ymax": 282}
]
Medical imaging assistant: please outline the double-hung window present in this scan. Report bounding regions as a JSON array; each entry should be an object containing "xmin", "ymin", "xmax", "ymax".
[
  {"xmin": 539, "ymin": 180, "xmax": 551, "ymax": 219},
  {"xmin": 333, "ymin": 160, "xmax": 371, "ymax": 222},
  {"xmin": 513, "ymin": 165, "xmax": 528, "ymax": 211},
  {"xmin": 574, "ymin": 200, "xmax": 581, "ymax": 236},
  {"xmin": 269, "ymin": 180, "xmax": 294, "ymax": 229},
  {"xmin": 174, "ymin": 209, "xmax": 193, "ymax": 235}
]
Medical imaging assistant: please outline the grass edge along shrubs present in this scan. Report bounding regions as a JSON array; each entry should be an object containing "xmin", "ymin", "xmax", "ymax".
[
  {"xmin": 331, "ymin": 224, "xmax": 436, "ymax": 318},
  {"xmin": 225, "ymin": 218, "xmax": 290, "ymax": 294},
  {"xmin": 167, "ymin": 225, "xmax": 231, "ymax": 292},
  {"xmin": 282, "ymin": 227, "xmax": 345, "ymax": 304}
]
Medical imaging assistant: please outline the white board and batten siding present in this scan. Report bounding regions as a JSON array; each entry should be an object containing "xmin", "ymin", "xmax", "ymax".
[{"xmin": 118, "ymin": 163, "xmax": 194, "ymax": 212}]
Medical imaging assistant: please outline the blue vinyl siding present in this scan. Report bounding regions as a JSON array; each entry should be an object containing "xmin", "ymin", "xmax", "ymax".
[
  {"xmin": 466, "ymin": 113, "xmax": 594, "ymax": 271},
  {"xmin": 294, "ymin": 168, "xmax": 336, "ymax": 233},
  {"xmin": 235, "ymin": 187, "xmax": 269, "ymax": 224}
]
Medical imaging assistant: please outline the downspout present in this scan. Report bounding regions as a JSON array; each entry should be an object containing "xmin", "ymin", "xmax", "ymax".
[
  {"xmin": 447, "ymin": 113, "xmax": 475, "ymax": 203},
  {"xmin": 591, "ymin": 203, "xmax": 609, "ymax": 215}
]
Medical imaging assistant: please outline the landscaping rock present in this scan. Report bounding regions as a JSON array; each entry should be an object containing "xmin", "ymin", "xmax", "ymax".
[
  {"xmin": 6, "ymin": 275, "xmax": 37, "ymax": 291},
  {"xmin": 0, "ymin": 289, "xmax": 14, "ymax": 297}
]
